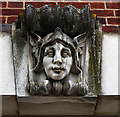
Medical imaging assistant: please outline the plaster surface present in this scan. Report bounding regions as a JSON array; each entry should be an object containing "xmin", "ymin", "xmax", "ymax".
[
  {"xmin": 102, "ymin": 33, "xmax": 118, "ymax": 95},
  {"xmin": 0, "ymin": 32, "xmax": 15, "ymax": 95}
]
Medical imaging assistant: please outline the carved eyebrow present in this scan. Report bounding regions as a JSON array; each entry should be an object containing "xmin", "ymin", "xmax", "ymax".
[
  {"xmin": 44, "ymin": 47, "xmax": 54, "ymax": 53},
  {"xmin": 62, "ymin": 48, "xmax": 72, "ymax": 56}
]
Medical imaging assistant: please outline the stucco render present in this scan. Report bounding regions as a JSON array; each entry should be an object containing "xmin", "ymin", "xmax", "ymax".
[
  {"xmin": 0, "ymin": 32, "xmax": 15, "ymax": 95},
  {"xmin": 102, "ymin": 33, "xmax": 118, "ymax": 95}
]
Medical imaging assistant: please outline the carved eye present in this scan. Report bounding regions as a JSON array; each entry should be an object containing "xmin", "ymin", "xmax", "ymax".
[
  {"xmin": 45, "ymin": 49, "xmax": 54, "ymax": 57},
  {"xmin": 61, "ymin": 49, "xmax": 71, "ymax": 58}
]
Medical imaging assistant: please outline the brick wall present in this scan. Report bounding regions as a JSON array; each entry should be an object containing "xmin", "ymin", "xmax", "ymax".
[{"xmin": 0, "ymin": 1, "xmax": 120, "ymax": 33}]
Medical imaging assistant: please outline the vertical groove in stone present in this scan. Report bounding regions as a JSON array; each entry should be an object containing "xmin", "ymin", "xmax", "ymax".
[
  {"xmin": 93, "ymin": 96, "xmax": 99, "ymax": 115},
  {"xmin": 88, "ymin": 15, "xmax": 102, "ymax": 95},
  {"xmin": 12, "ymin": 23, "xmax": 20, "ymax": 115}
]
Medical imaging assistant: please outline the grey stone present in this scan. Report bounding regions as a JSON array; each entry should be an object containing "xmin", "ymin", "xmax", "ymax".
[{"xmin": 18, "ymin": 96, "xmax": 97, "ymax": 115}]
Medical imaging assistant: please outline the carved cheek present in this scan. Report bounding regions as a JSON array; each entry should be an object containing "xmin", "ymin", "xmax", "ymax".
[
  {"xmin": 64, "ymin": 57, "xmax": 73, "ymax": 71},
  {"xmin": 43, "ymin": 57, "xmax": 53, "ymax": 70}
]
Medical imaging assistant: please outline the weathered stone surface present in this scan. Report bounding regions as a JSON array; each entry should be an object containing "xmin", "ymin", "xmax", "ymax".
[
  {"xmin": 27, "ymin": 27, "xmax": 88, "ymax": 96},
  {"xmin": 18, "ymin": 96, "xmax": 97, "ymax": 115},
  {"xmin": 16, "ymin": 4, "xmax": 102, "ymax": 96},
  {"xmin": 12, "ymin": 23, "xmax": 29, "ymax": 96},
  {"xmin": 25, "ymin": 4, "xmax": 91, "ymax": 38}
]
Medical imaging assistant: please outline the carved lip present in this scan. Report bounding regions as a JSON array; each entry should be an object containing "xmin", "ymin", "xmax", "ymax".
[{"xmin": 52, "ymin": 67, "xmax": 65, "ymax": 74}]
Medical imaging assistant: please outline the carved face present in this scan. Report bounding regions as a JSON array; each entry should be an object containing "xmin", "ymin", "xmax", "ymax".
[{"xmin": 43, "ymin": 42, "xmax": 73, "ymax": 80}]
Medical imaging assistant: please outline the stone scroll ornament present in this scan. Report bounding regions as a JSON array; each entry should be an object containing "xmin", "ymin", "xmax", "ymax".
[{"xmin": 15, "ymin": 4, "xmax": 102, "ymax": 96}]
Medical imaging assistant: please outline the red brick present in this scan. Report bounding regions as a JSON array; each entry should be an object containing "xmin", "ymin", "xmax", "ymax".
[
  {"xmin": 90, "ymin": 10, "xmax": 114, "ymax": 16},
  {"xmin": 90, "ymin": 2, "xmax": 105, "ymax": 9},
  {"xmin": 107, "ymin": 18, "xmax": 120, "ymax": 25},
  {"xmin": 106, "ymin": 2, "xmax": 120, "ymax": 9},
  {"xmin": 49, "ymin": 0, "xmax": 63, "ymax": 1},
  {"xmin": 115, "ymin": 10, "xmax": 120, "ymax": 16},
  {"xmin": 0, "ymin": 2, "xmax": 7, "ymax": 7},
  {"xmin": 97, "ymin": 18, "xmax": 106, "ymax": 24},
  {"xmin": 8, "ymin": 2, "xmax": 23, "ymax": 8},
  {"xmin": 1, "ymin": 9, "xmax": 25, "ymax": 15},
  {"xmin": 64, "ymin": 0, "xmax": 78, "ymax": 1},
  {"xmin": 7, "ymin": 17, "xmax": 18, "ymax": 24},
  {"xmin": 0, "ymin": 16, "xmax": 6, "ymax": 24},
  {"xmin": 25, "ymin": 2, "xmax": 56, "ymax": 8},
  {"xmin": 58, "ymin": 2, "xmax": 88, "ymax": 8},
  {"xmin": 102, "ymin": 26, "xmax": 119, "ymax": 33}
]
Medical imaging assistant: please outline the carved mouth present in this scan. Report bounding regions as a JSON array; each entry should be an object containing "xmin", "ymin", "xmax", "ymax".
[{"xmin": 52, "ymin": 67, "xmax": 65, "ymax": 74}]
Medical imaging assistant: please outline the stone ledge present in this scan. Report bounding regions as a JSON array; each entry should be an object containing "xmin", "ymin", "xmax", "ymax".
[
  {"xmin": 2, "ymin": 95, "xmax": 120, "ymax": 115},
  {"xmin": 95, "ymin": 96, "xmax": 119, "ymax": 115},
  {"xmin": 2, "ymin": 96, "xmax": 18, "ymax": 115},
  {"xmin": 18, "ymin": 96, "xmax": 97, "ymax": 115}
]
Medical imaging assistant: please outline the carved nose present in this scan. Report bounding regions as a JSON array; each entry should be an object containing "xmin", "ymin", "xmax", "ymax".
[{"xmin": 53, "ymin": 54, "xmax": 62, "ymax": 64}]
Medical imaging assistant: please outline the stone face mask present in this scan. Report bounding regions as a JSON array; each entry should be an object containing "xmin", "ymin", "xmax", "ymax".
[
  {"xmin": 27, "ymin": 27, "xmax": 88, "ymax": 96},
  {"xmin": 18, "ymin": 4, "xmax": 102, "ymax": 96},
  {"xmin": 30, "ymin": 27, "xmax": 82, "ymax": 74}
]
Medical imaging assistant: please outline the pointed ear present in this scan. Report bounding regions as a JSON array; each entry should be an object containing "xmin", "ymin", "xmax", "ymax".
[
  {"xmin": 29, "ymin": 33, "xmax": 41, "ymax": 46},
  {"xmin": 73, "ymin": 32, "xmax": 86, "ymax": 45},
  {"xmin": 29, "ymin": 33, "xmax": 42, "ymax": 72}
]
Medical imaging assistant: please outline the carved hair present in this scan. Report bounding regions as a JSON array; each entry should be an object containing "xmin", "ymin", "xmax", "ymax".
[{"xmin": 25, "ymin": 4, "xmax": 91, "ymax": 38}]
